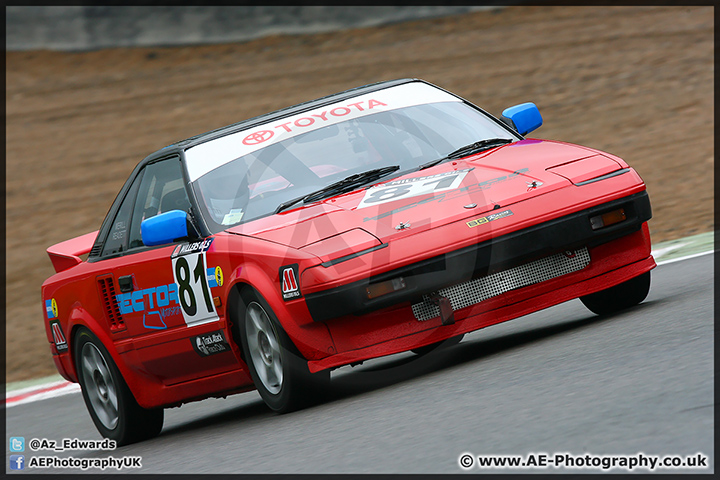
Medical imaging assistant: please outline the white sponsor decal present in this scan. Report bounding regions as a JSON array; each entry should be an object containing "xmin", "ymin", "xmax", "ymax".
[
  {"xmin": 171, "ymin": 240, "xmax": 219, "ymax": 327},
  {"xmin": 184, "ymin": 82, "xmax": 460, "ymax": 181},
  {"xmin": 356, "ymin": 168, "xmax": 472, "ymax": 209},
  {"xmin": 192, "ymin": 331, "xmax": 230, "ymax": 357}
]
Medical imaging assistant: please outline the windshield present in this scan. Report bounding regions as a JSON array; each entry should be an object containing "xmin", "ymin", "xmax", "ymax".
[{"xmin": 190, "ymin": 101, "xmax": 518, "ymax": 232}]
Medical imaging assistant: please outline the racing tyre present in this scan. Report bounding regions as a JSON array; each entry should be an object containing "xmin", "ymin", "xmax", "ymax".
[
  {"xmin": 74, "ymin": 328, "xmax": 164, "ymax": 446},
  {"xmin": 580, "ymin": 271, "xmax": 651, "ymax": 316},
  {"xmin": 239, "ymin": 290, "xmax": 330, "ymax": 413},
  {"xmin": 411, "ymin": 333, "xmax": 465, "ymax": 356}
]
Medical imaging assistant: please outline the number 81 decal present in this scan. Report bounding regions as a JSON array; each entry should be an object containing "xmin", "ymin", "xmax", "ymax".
[
  {"xmin": 356, "ymin": 168, "xmax": 472, "ymax": 209},
  {"xmin": 171, "ymin": 239, "xmax": 219, "ymax": 326}
]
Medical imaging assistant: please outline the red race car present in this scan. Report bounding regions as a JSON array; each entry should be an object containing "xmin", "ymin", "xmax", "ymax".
[{"xmin": 42, "ymin": 79, "xmax": 654, "ymax": 444}]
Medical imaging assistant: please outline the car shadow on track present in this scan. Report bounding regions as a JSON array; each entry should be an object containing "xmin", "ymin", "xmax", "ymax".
[
  {"xmin": 157, "ymin": 398, "xmax": 271, "ymax": 438},
  {"xmin": 156, "ymin": 304, "xmax": 648, "ymax": 441},
  {"xmin": 323, "ymin": 305, "xmax": 651, "ymax": 401}
]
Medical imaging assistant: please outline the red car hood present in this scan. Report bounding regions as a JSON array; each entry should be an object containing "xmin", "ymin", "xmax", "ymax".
[{"xmin": 227, "ymin": 139, "xmax": 621, "ymax": 256}]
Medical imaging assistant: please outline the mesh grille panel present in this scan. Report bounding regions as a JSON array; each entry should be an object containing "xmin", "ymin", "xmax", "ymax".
[{"xmin": 411, "ymin": 248, "xmax": 590, "ymax": 321}]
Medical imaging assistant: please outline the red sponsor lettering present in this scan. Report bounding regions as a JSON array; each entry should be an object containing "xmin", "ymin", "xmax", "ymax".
[
  {"xmin": 330, "ymin": 107, "xmax": 351, "ymax": 117},
  {"xmin": 247, "ymin": 99, "xmax": 389, "ymax": 142},
  {"xmin": 275, "ymin": 122, "xmax": 293, "ymax": 133},
  {"xmin": 294, "ymin": 117, "xmax": 315, "ymax": 127}
]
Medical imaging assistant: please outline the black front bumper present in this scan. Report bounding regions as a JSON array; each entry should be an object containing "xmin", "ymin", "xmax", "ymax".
[{"xmin": 305, "ymin": 190, "xmax": 652, "ymax": 322}]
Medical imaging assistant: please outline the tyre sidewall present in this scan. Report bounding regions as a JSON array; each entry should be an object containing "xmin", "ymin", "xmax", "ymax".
[
  {"xmin": 581, "ymin": 271, "xmax": 651, "ymax": 315},
  {"xmin": 238, "ymin": 290, "xmax": 316, "ymax": 413},
  {"xmin": 74, "ymin": 328, "xmax": 163, "ymax": 445},
  {"xmin": 74, "ymin": 328, "xmax": 133, "ymax": 442}
]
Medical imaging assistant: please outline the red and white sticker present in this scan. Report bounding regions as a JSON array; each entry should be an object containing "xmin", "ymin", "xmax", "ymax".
[
  {"xmin": 280, "ymin": 264, "xmax": 301, "ymax": 301},
  {"xmin": 49, "ymin": 320, "xmax": 68, "ymax": 352},
  {"xmin": 356, "ymin": 168, "xmax": 471, "ymax": 209}
]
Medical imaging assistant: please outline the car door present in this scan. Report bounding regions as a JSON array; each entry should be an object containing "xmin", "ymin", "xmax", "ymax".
[{"xmin": 95, "ymin": 156, "xmax": 237, "ymax": 385}]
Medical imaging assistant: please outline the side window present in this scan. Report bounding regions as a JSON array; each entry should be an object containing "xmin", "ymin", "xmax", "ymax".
[
  {"xmin": 127, "ymin": 158, "xmax": 190, "ymax": 249},
  {"xmin": 101, "ymin": 172, "xmax": 143, "ymax": 257}
]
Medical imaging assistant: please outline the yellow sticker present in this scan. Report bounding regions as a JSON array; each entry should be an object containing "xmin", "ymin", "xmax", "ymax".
[
  {"xmin": 51, "ymin": 298, "xmax": 59, "ymax": 318},
  {"xmin": 466, "ymin": 209, "xmax": 514, "ymax": 228},
  {"xmin": 215, "ymin": 266, "xmax": 224, "ymax": 287},
  {"xmin": 466, "ymin": 217, "xmax": 489, "ymax": 228}
]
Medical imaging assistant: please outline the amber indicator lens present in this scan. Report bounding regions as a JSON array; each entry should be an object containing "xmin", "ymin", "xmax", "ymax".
[
  {"xmin": 366, "ymin": 277, "xmax": 406, "ymax": 299},
  {"xmin": 590, "ymin": 208, "xmax": 626, "ymax": 230}
]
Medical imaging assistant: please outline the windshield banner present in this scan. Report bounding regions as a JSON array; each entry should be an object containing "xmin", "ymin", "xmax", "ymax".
[{"xmin": 184, "ymin": 82, "xmax": 460, "ymax": 181}]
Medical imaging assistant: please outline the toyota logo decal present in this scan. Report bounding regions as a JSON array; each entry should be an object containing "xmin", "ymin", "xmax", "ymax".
[{"xmin": 243, "ymin": 130, "xmax": 274, "ymax": 145}]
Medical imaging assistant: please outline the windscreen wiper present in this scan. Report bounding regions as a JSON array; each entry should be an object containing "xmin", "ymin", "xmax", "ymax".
[
  {"xmin": 418, "ymin": 138, "xmax": 514, "ymax": 170},
  {"xmin": 275, "ymin": 165, "xmax": 401, "ymax": 214}
]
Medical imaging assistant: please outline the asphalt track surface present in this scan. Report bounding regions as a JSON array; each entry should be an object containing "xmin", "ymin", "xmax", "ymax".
[{"xmin": 6, "ymin": 254, "xmax": 714, "ymax": 474}]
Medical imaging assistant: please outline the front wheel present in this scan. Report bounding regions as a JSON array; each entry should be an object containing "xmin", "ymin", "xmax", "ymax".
[
  {"xmin": 580, "ymin": 271, "xmax": 651, "ymax": 315},
  {"xmin": 74, "ymin": 328, "xmax": 163, "ymax": 445},
  {"xmin": 239, "ymin": 291, "xmax": 329, "ymax": 413}
]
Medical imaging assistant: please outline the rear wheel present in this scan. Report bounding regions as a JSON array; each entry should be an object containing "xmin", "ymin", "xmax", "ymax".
[
  {"xmin": 580, "ymin": 271, "xmax": 651, "ymax": 315},
  {"xmin": 239, "ymin": 291, "xmax": 329, "ymax": 413},
  {"xmin": 412, "ymin": 333, "xmax": 465, "ymax": 356},
  {"xmin": 74, "ymin": 328, "xmax": 163, "ymax": 445}
]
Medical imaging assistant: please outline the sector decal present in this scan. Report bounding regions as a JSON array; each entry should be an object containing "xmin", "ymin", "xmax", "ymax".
[{"xmin": 115, "ymin": 283, "xmax": 182, "ymax": 330}]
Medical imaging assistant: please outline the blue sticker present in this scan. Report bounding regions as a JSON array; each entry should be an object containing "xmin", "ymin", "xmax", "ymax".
[
  {"xmin": 207, "ymin": 268, "xmax": 218, "ymax": 288},
  {"xmin": 45, "ymin": 298, "xmax": 58, "ymax": 319}
]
